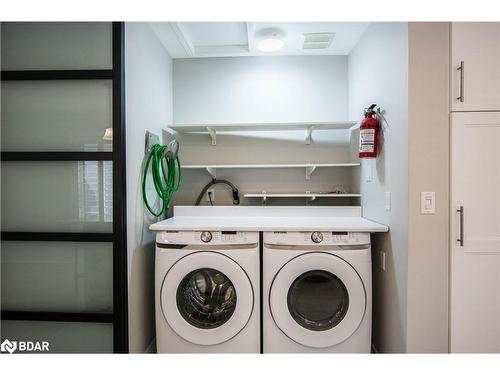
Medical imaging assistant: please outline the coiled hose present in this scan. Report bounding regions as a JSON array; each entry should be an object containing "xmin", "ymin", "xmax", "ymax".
[{"xmin": 142, "ymin": 144, "xmax": 182, "ymax": 218}]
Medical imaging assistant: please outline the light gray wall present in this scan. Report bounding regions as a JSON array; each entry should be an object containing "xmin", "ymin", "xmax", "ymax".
[
  {"xmin": 170, "ymin": 56, "xmax": 357, "ymax": 208},
  {"xmin": 125, "ymin": 22, "xmax": 173, "ymax": 353},
  {"xmin": 348, "ymin": 22, "xmax": 409, "ymax": 353},
  {"xmin": 406, "ymin": 22, "xmax": 450, "ymax": 353},
  {"xmin": 173, "ymin": 55, "xmax": 348, "ymax": 124}
]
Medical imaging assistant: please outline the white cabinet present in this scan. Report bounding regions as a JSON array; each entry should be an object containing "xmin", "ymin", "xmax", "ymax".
[
  {"xmin": 450, "ymin": 112, "xmax": 500, "ymax": 353},
  {"xmin": 451, "ymin": 22, "xmax": 500, "ymax": 111}
]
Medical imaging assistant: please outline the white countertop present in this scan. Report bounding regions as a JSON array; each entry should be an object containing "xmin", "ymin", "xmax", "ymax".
[{"xmin": 149, "ymin": 215, "xmax": 388, "ymax": 232}]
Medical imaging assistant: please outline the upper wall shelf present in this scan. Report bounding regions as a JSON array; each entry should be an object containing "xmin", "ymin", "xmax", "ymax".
[{"xmin": 168, "ymin": 121, "xmax": 358, "ymax": 145}]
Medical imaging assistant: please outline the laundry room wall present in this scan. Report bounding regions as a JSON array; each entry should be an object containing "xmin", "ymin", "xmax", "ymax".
[
  {"xmin": 173, "ymin": 55, "xmax": 348, "ymax": 124},
  {"xmin": 348, "ymin": 22, "xmax": 409, "ymax": 353},
  {"xmin": 406, "ymin": 22, "xmax": 450, "ymax": 353},
  {"xmin": 170, "ymin": 56, "xmax": 357, "ymax": 207},
  {"xmin": 125, "ymin": 22, "xmax": 173, "ymax": 353}
]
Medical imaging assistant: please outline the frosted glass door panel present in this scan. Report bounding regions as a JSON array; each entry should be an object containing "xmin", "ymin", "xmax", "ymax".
[
  {"xmin": 1, "ymin": 162, "xmax": 113, "ymax": 232},
  {"xmin": 0, "ymin": 321, "xmax": 113, "ymax": 353},
  {"xmin": 0, "ymin": 22, "xmax": 112, "ymax": 70},
  {"xmin": 1, "ymin": 241, "xmax": 113, "ymax": 313},
  {"xmin": 1, "ymin": 80, "xmax": 113, "ymax": 151}
]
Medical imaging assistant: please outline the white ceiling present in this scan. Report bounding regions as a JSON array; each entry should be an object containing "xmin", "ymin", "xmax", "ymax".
[{"xmin": 150, "ymin": 22, "xmax": 370, "ymax": 58}]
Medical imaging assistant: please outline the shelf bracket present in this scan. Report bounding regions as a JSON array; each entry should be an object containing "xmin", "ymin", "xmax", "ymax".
[
  {"xmin": 205, "ymin": 167, "xmax": 217, "ymax": 179},
  {"xmin": 206, "ymin": 127, "xmax": 216, "ymax": 146},
  {"xmin": 305, "ymin": 126, "xmax": 314, "ymax": 145},
  {"xmin": 306, "ymin": 191, "xmax": 315, "ymax": 205},
  {"xmin": 305, "ymin": 165, "xmax": 317, "ymax": 180},
  {"xmin": 261, "ymin": 191, "xmax": 267, "ymax": 206},
  {"xmin": 308, "ymin": 191, "xmax": 317, "ymax": 203}
]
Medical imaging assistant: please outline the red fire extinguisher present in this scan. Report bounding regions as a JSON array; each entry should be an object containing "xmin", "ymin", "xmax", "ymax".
[{"xmin": 359, "ymin": 104, "xmax": 380, "ymax": 158}]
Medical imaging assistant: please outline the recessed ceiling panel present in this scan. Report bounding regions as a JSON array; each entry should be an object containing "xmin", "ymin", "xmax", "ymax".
[
  {"xmin": 152, "ymin": 22, "xmax": 370, "ymax": 58},
  {"xmin": 182, "ymin": 22, "xmax": 248, "ymax": 47}
]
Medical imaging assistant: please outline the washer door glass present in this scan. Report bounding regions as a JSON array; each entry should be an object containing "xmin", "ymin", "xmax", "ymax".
[
  {"xmin": 287, "ymin": 270, "xmax": 348, "ymax": 331},
  {"xmin": 269, "ymin": 252, "xmax": 366, "ymax": 348},
  {"xmin": 161, "ymin": 251, "xmax": 254, "ymax": 346},
  {"xmin": 176, "ymin": 268, "xmax": 237, "ymax": 329}
]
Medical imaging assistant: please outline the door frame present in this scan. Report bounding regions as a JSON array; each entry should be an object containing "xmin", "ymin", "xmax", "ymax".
[{"xmin": 0, "ymin": 22, "xmax": 128, "ymax": 353}]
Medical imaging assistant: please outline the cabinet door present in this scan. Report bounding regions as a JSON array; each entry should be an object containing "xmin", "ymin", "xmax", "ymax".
[
  {"xmin": 451, "ymin": 22, "xmax": 500, "ymax": 111},
  {"xmin": 450, "ymin": 112, "xmax": 500, "ymax": 353}
]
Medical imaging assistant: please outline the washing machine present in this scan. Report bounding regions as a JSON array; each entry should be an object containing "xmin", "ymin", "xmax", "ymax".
[
  {"xmin": 263, "ymin": 231, "xmax": 372, "ymax": 353},
  {"xmin": 155, "ymin": 230, "xmax": 260, "ymax": 353}
]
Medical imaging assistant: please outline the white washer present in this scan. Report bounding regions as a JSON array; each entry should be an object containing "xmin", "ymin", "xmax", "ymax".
[
  {"xmin": 263, "ymin": 231, "xmax": 372, "ymax": 353},
  {"xmin": 155, "ymin": 230, "xmax": 260, "ymax": 353}
]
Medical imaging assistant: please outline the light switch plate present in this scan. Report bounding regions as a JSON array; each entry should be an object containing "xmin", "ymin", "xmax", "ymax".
[
  {"xmin": 421, "ymin": 192, "xmax": 435, "ymax": 214},
  {"xmin": 145, "ymin": 130, "xmax": 160, "ymax": 154}
]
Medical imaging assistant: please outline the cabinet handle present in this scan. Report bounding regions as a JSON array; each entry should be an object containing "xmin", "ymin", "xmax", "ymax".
[
  {"xmin": 457, "ymin": 206, "xmax": 464, "ymax": 247},
  {"xmin": 457, "ymin": 61, "xmax": 464, "ymax": 102}
]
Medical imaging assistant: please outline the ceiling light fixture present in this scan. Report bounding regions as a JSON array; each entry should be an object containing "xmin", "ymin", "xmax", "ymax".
[{"xmin": 255, "ymin": 28, "xmax": 285, "ymax": 52}]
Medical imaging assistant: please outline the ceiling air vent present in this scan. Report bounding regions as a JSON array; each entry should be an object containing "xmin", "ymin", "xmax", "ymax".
[{"xmin": 302, "ymin": 32, "xmax": 335, "ymax": 49}]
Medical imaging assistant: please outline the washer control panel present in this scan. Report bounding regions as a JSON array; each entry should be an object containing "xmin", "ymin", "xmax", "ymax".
[
  {"xmin": 264, "ymin": 231, "xmax": 370, "ymax": 246},
  {"xmin": 156, "ymin": 231, "xmax": 259, "ymax": 246}
]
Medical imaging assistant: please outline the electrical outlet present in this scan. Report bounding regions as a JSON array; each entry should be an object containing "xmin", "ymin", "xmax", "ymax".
[
  {"xmin": 379, "ymin": 250, "xmax": 386, "ymax": 271},
  {"xmin": 206, "ymin": 189, "xmax": 215, "ymax": 203}
]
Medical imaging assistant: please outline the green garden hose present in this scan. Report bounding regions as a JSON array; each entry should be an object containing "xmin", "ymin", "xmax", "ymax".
[{"xmin": 142, "ymin": 144, "xmax": 182, "ymax": 218}]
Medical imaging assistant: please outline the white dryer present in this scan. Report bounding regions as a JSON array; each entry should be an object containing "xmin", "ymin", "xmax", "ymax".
[
  {"xmin": 263, "ymin": 231, "xmax": 372, "ymax": 353},
  {"xmin": 155, "ymin": 230, "xmax": 260, "ymax": 353}
]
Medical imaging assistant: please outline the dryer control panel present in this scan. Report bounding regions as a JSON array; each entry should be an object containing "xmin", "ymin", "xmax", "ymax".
[
  {"xmin": 156, "ymin": 231, "xmax": 259, "ymax": 246},
  {"xmin": 264, "ymin": 231, "xmax": 370, "ymax": 246}
]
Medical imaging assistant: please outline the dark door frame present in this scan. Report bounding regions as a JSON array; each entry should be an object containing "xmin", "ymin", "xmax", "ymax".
[{"xmin": 1, "ymin": 22, "xmax": 128, "ymax": 353}]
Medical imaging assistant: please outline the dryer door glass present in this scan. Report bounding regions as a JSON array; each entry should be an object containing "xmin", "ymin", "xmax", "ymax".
[
  {"xmin": 287, "ymin": 270, "xmax": 349, "ymax": 331},
  {"xmin": 176, "ymin": 268, "xmax": 237, "ymax": 329}
]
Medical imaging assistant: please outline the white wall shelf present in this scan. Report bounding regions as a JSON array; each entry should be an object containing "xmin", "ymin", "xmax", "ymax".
[
  {"xmin": 244, "ymin": 192, "xmax": 361, "ymax": 204},
  {"xmin": 169, "ymin": 121, "xmax": 357, "ymax": 145},
  {"xmin": 182, "ymin": 163, "xmax": 360, "ymax": 180}
]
